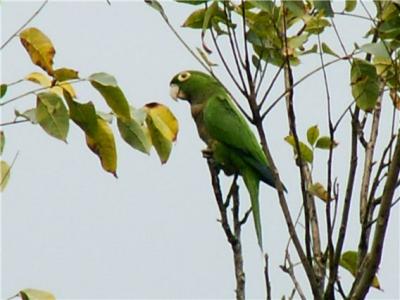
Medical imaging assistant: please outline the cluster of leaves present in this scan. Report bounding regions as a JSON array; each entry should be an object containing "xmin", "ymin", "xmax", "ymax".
[
  {"xmin": 285, "ymin": 125, "xmax": 337, "ymax": 203},
  {"xmin": 153, "ymin": 0, "xmax": 398, "ymax": 294},
  {"xmin": 285, "ymin": 124, "xmax": 337, "ymax": 165},
  {"xmin": 177, "ymin": 0, "xmax": 400, "ymax": 114},
  {"xmin": 1, "ymin": 27, "xmax": 179, "ymax": 187},
  {"xmin": 354, "ymin": 1, "xmax": 400, "ymax": 111}
]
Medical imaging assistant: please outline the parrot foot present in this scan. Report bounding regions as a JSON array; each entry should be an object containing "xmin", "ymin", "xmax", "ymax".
[{"xmin": 201, "ymin": 148, "xmax": 214, "ymax": 159}]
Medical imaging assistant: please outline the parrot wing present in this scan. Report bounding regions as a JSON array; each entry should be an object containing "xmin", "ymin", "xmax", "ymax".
[
  {"xmin": 203, "ymin": 93, "xmax": 267, "ymax": 249},
  {"xmin": 203, "ymin": 93, "xmax": 268, "ymax": 166}
]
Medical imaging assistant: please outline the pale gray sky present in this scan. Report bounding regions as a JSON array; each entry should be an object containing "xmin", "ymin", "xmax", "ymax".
[{"xmin": 1, "ymin": 1, "xmax": 399, "ymax": 299}]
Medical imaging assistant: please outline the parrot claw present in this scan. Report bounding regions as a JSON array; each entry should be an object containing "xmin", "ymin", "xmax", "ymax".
[{"xmin": 201, "ymin": 148, "xmax": 214, "ymax": 159}]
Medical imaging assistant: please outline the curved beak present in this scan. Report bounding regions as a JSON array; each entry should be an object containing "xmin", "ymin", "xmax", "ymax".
[{"xmin": 169, "ymin": 84, "xmax": 186, "ymax": 101}]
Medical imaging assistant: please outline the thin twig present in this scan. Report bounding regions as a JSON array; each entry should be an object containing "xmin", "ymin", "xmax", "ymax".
[
  {"xmin": 1, "ymin": 0, "xmax": 49, "ymax": 50},
  {"xmin": 258, "ymin": 65, "xmax": 283, "ymax": 110},
  {"xmin": 210, "ymin": 28, "xmax": 246, "ymax": 95},
  {"xmin": 281, "ymin": 251, "xmax": 307, "ymax": 300},
  {"xmin": 261, "ymin": 53, "xmax": 355, "ymax": 119},
  {"xmin": 318, "ymin": 32, "xmax": 336, "ymax": 298},
  {"xmin": 0, "ymin": 120, "xmax": 30, "ymax": 127},
  {"xmin": 222, "ymin": 2, "xmax": 248, "ymax": 94},
  {"xmin": 264, "ymin": 254, "xmax": 272, "ymax": 300},
  {"xmin": 0, "ymin": 79, "xmax": 86, "ymax": 107},
  {"xmin": 153, "ymin": 4, "xmax": 211, "ymax": 73},
  {"xmin": 333, "ymin": 11, "xmax": 374, "ymax": 21}
]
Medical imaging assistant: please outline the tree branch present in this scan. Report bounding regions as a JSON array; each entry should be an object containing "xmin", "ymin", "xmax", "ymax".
[
  {"xmin": 264, "ymin": 254, "xmax": 272, "ymax": 300},
  {"xmin": 205, "ymin": 156, "xmax": 245, "ymax": 300},
  {"xmin": 350, "ymin": 128, "xmax": 400, "ymax": 299}
]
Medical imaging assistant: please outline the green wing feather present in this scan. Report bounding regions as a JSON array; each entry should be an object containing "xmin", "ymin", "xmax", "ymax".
[
  {"xmin": 203, "ymin": 94, "xmax": 268, "ymax": 166},
  {"xmin": 203, "ymin": 93, "xmax": 265, "ymax": 248}
]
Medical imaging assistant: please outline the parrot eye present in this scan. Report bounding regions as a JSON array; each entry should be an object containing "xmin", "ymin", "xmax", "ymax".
[{"xmin": 178, "ymin": 72, "xmax": 191, "ymax": 82}]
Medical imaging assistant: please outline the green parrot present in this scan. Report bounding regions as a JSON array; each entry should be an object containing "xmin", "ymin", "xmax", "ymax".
[{"xmin": 170, "ymin": 70, "xmax": 283, "ymax": 248}]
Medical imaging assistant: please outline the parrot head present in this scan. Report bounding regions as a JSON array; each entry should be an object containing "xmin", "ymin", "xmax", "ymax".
[{"xmin": 169, "ymin": 70, "xmax": 221, "ymax": 104}]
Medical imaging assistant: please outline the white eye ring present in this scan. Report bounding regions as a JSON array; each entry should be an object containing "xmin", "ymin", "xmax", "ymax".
[{"xmin": 178, "ymin": 72, "xmax": 191, "ymax": 82}]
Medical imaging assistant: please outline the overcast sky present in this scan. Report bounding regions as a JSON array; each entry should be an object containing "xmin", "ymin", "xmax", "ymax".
[{"xmin": 1, "ymin": 1, "xmax": 399, "ymax": 299}]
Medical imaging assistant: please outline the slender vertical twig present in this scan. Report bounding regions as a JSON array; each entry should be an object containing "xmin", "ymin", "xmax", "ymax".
[
  {"xmin": 264, "ymin": 254, "xmax": 272, "ymax": 300},
  {"xmin": 350, "ymin": 128, "xmax": 400, "ymax": 299},
  {"xmin": 205, "ymin": 156, "xmax": 245, "ymax": 300}
]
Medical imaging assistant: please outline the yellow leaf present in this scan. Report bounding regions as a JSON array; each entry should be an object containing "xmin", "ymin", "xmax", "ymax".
[
  {"xmin": 339, "ymin": 251, "xmax": 382, "ymax": 290},
  {"xmin": 145, "ymin": 102, "xmax": 179, "ymax": 141},
  {"xmin": 308, "ymin": 182, "xmax": 330, "ymax": 202},
  {"xmin": 19, "ymin": 27, "xmax": 55, "ymax": 75},
  {"xmin": 390, "ymin": 89, "xmax": 400, "ymax": 110},
  {"xmin": 53, "ymin": 67, "xmax": 79, "ymax": 81},
  {"xmin": 60, "ymin": 82, "xmax": 76, "ymax": 98},
  {"xmin": 49, "ymin": 86, "xmax": 63, "ymax": 97},
  {"xmin": 0, "ymin": 160, "xmax": 11, "ymax": 192},
  {"xmin": 86, "ymin": 118, "xmax": 117, "ymax": 177},
  {"xmin": 146, "ymin": 115, "xmax": 172, "ymax": 164},
  {"xmin": 25, "ymin": 72, "xmax": 52, "ymax": 87},
  {"xmin": 19, "ymin": 288, "xmax": 56, "ymax": 300}
]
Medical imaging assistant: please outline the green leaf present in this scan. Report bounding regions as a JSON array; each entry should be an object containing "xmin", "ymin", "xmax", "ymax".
[
  {"xmin": 313, "ymin": 0, "xmax": 334, "ymax": 17},
  {"xmin": 0, "ymin": 160, "xmax": 11, "ymax": 192},
  {"xmin": 322, "ymin": 42, "xmax": 339, "ymax": 57},
  {"xmin": 308, "ymin": 182, "xmax": 330, "ymax": 202},
  {"xmin": 183, "ymin": 8, "xmax": 208, "ymax": 28},
  {"xmin": 300, "ymin": 44, "xmax": 318, "ymax": 55},
  {"xmin": 307, "ymin": 125, "xmax": 320, "ymax": 146},
  {"xmin": 145, "ymin": 103, "xmax": 179, "ymax": 164},
  {"xmin": 1, "ymin": 84, "xmax": 8, "ymax": 98},
  {"xmin": 351, "ymin": 58, "xmax": 380, "ymax": 111},
  {"xmin": 36, "ymin": 92, "xmax": 69, "ymax": 141},
  {"xmin": 0, "ymin": 131, "xmax": 4, "ymax": 155},
  {"xmin": 86, "ymin": 117, "xmax": 117, "ymax": 177},
  {"xmin": 202, "ymin": 1, "xmax": 219, "ymax": 34},
  {"xmin": 89, "ymin": 72, "xmax": 131, "ymax": 121},
  {"xmin": 63, "ymin": 90, "xmax": 98, "ymax": 137},
  {"xmin": 283, "ymin": 0, "xmax": 306, "ymax": 18},
  {"xmin": 360, "ymin": 42, "xmax": 391, "ymax": 60},
  {"xmin": 305, "ymin": 16, "xmax": 331, "ymax": 34},
  {"xmin": 339, "ymin": 251, "xmax": 381, "ymax": 290},
  {"xmin": 19, "ymin": 288, "xmax": 56, "ymax": 300},
  {"xmin": 345, "ymin": 0, "xmax": 357, "ymax": 12},
  {"xmin": 19, "ymin": 27, "xmax": 55, "ymax": 75},
  {"xmin": 145, "ymin": 0, "xmax": 168, "ymax": 20},
  {"xmin": 284, "ymin": 135, "xmax": 314, "ymax": 163},
  {"xmin": 15, "ymin": 108, "xmax": 38, "ymax": 124},
  {"xmin": 288, "ymin": 34, "xmax": 309, "ymax": 50},
  {"xmin": 117, "ymin": 111, "xmax": 151, "ymax": 154},
  {"xmin": 53, "ymin": 67, "xmax": 79, "ymax": 81},
  {"xmin": 248, "ymin": 0, "xmax": 275, "ymax": 13},
  {"xmin": 316, "ymin": 136, "xmax": 338, "ymax": 149}
]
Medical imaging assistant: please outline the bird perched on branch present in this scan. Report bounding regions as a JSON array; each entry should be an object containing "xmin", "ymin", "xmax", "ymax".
[{"xmin": 170, "ymin": 70, "xmax": 284, "ymax": 247}]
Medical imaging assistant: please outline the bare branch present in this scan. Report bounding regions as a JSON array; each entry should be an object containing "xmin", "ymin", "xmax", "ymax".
[
  {"xmin": 205, "ymin": 155, "xmax": 245, "ymax": 300},
  {"xmin": 280, "ymin": 251, "xmax": 307, "ymax": 300},
  {"xmin": 0, "ymin": 119, "xmax": 30, "ymax": 127},
  {"xmin": 350, "ymin": 128, "xmax": 400, "ymax": 299},
  {"xmin": 261, "ymin": 53, "xmax": 355, "ymax": 119},
  {"xmin": 1, "ymin": 0, "xmax": 49, "ymax": 50},
  {"xmin": 264, "ymin": 254, "xmax": 272, "ymax": 300}
]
